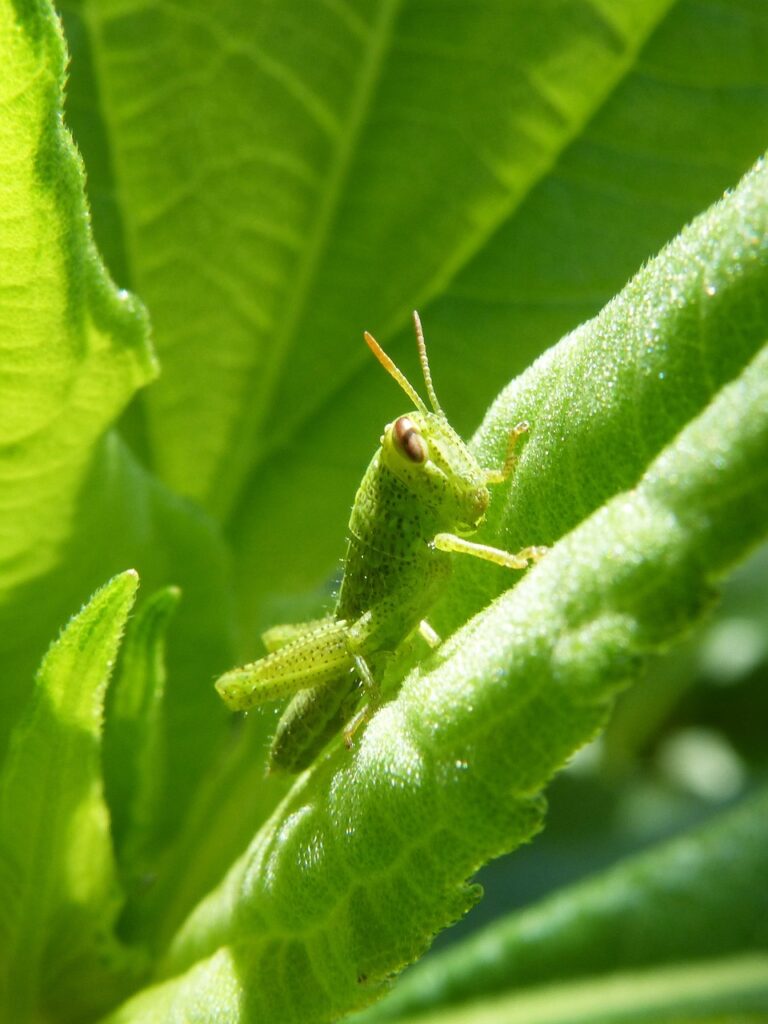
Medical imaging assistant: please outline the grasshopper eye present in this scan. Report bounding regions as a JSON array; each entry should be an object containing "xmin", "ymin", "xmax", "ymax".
[{"xmin": 393, "ymin": 416, "xmax": 427, "ymax": 463}]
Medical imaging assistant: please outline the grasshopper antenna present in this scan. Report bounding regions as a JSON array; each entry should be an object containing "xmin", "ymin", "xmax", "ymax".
[
  {"xmin": 411, "ymin": 310, "xmax": 444, "ymax": 416},
  {"xmin": 364, "ymin": 329, "xmax": 429, "ymax": 414}
]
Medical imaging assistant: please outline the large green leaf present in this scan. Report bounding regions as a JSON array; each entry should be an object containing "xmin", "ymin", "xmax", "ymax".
[
  {"xmin": 51, "ymin": 1, "xmax": 768, "ymax": 921},
  {"xmin": 3, "ymin": 2, "xmax": 767, "ymax": 1020},
  {"xmin": 0, "ymin": 0, "xmax": 151, "ymax": 733},
  {"xmin": 61, "ymin": 0, "xmax": 673, "ymax": 515},
  {"xmin": 0, "ymin": 0, "xmax": 236, "ymax": 828},
  {"xmin": 59, "ymin": 2, "xmax": 768, "ymax": 560},
  {"xmin": 98, "ymin": 154, "xmax": 768, "ymax": 1024}
]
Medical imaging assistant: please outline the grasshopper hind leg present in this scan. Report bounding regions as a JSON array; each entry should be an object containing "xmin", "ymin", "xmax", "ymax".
[
  {"xmin": 215, "ymin": 618, "xmax": 352, "ymax": 711},
  {"xmin": 269, "ymin": 672, "xmax": 360, "ymax": 773},
  {"xmin": 269, "ymin": 649, "xmax": 383, "ymax": 773},
  {"xmin": 261, "ymin": 616, "xmax": 334, "ymax": 653}
]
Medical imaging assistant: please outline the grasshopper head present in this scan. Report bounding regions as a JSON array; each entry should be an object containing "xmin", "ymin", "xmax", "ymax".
[
  {"xmin": 381, "ymin": 411, "xmax": 490, "ymax": 531},
  {"xmin": 365, "ymin": 313, "xmax": 494, "ymax": 533}
]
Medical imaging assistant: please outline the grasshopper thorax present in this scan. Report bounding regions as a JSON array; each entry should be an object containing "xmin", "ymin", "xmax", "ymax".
[{"xmin": 380, "ymin": 410, "xmax": 490, "ymax": 532}]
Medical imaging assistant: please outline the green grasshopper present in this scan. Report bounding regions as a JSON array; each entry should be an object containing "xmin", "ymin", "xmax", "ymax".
[{"xmin": 215, "ymin": 312, "xmax": 546, "ymax": 772}]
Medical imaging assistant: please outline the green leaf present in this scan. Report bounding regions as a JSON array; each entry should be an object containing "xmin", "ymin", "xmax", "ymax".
[
  {"xmin": 48, "ymin": 0, "xmax": 768, "ymax": 905},
  {"xmin": 0, "ymin": 571, "xmax": 140, "ymax": 1024},
  {"xmin": 0, "ymin": 0, "xmax": 236, "ymax": 835},
  {"xmin": 374, "ymin": 956, "xmax": 768, "ymax": 1024},
  {"xmin": 0, "ymin": 0, "xmax": 152, "ymax": 730},
  {"xmin": 4, "ymin": 3, "xmax": 768, "ymax": 1021},
  {"xmin": 355, "ymin": 788, "xmax": 768, "ymax": 1022},
  {"xmin": 105, "ymin": 585, "xmax": 180, "ymax": 878},
  {"xmin": 99, "ymin": 154, "xmax": 768, "ymax": 1024},
  {"xmin": 61, "ymin": 0, "xmax": 673, "ymax": 516}
]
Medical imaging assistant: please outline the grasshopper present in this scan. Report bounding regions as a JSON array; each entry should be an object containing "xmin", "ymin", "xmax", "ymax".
[{"xmin": 215, "ymin": 312, "xmax": 546, "ymax": 772}]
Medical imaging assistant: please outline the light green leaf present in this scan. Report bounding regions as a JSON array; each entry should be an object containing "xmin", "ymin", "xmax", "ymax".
[
  {"xmin": 0, "ymin": 571, "xmax": 140, "ymax": 1024},
  {"xmin": 99, "ymin": 154, "xmax": 768, "ymax": 1024},
  {"xmin": 0, "ymin": 0, "xmax": 153, "ymax": 726},
  {"xmin": 0, "ymin": 0, "xmax": 236, "ymax": 833},
  {"xmin": 355, "ymin": 788, "xmax": 768, "ymax": 1022}
]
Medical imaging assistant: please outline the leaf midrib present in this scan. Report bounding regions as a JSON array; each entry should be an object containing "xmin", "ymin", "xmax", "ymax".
[{"xmin": 212, "ymin": 0, "xmax": 406, "ymax": 520}]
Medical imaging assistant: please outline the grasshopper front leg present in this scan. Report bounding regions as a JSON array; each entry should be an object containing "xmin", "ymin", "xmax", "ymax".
[
  {"xmin": 431, "ymin": 421, "xmax": 547, "ymax": 569},
  {"xmin": 433, "ymin": 534, "xmax": 548, "ymax": 569}
]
